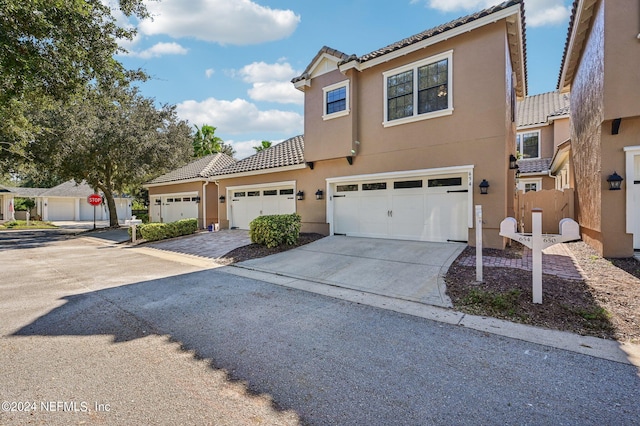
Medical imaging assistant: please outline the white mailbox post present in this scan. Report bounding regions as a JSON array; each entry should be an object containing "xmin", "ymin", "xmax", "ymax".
[
  {"xmin": 125, "ymin": 216, "xmax": 143, "ymax": 243},
  {"xmin": 499, "ymin": 209, "xmax": 580, "ymax": 304}
]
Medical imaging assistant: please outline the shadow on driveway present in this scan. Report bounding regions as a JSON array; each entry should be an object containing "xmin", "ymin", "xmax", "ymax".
[{"xmin": 11, "ymin": 268, "xmax": 640, "ymax": 425}]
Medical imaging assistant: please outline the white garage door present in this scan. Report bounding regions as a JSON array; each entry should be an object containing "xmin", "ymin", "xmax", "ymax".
[
  {"xmin": 230, "ymin": 186, "xmax": 296, "ymax": 229},
  {"xmin": 48, "ymin": 198, "xmax": 76, "ymax": 221},
  {"xmin": 333, "ymin": 174, "xmax": 469, "ymax": 242},
  {"xmin": 162, "ymin": 195, "xmax": 199, "ymax": 223}
]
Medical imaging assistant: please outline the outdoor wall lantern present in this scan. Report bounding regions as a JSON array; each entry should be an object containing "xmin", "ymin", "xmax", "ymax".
[
  {"xmin": 296, "ymin": 190, "xmax": 304, "ymax": 201},
  {"xmin": 509, "ymin": 154, "xmax": 518, "ymax": 169},
  {"xmin": 479, "ymin": 179, "xmax": 490, "ymax": 195},
  {"xmin": 194, "ymin": 196, "xmax": 201, "ymax": 203},
  {"xmin": 315, "ymin": 189, "xmax": 324, "ymax": 200},
  {"xmin": 219, "ymin": 195, "xmax": 226, "ymax": 203},
  {"xmin": 607, "ymin": 172, "xmax": 623, "ymax": 190}
]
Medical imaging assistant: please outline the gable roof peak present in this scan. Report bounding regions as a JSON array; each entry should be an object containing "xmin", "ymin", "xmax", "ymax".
[
  {"xmin": 213, "ymin": 135, "xmax": 305, "ymax": 177},
  {"xmin": 292, "ymin": 46, "xmax": 353, "ymax": 84},
  {"xmin": 147, "ymin": 153, "xmax": 236, "ymax": 185}
]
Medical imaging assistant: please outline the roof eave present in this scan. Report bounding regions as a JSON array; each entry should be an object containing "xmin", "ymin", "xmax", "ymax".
[
  {"xmin": 558, "ymin": 0, "xmax": 598, "ymax": 91},
  {"xmin": 143, "ymin": 177, "xmax": 208, "ymax": 188},
  {"xmin": 355, "ymin": 4, "xmax": 525, "ymax": 71},
  {"xmin": 210, "ymin": 163, "xmax": 307, "ymax": 181}
]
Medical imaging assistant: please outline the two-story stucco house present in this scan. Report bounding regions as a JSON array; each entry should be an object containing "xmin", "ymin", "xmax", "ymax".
[
  {"xmin": 211, "ymin": 0, "xmax": 527, "ymax": 250},
  {"xmin": 516, "ymin": 91, "xmax": 571, "ymax": 193},
  {"xmin": 558, "ymin": 0, "xmax": 640, "ymax": 257}
]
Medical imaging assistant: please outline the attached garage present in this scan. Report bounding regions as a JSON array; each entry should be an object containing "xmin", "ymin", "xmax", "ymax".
[
  {"xmin": 47, "ymin": 198, "xmax": 76, "ymax": 221},
  {"xmin": 156, "ymin": 193, "xmax": 199, "ymax": 223},
  {"xmin": 228, "ymin": 183, "xmax": 296, "ymax": 229},
  {"xmin": 328, "ymin": 168, "xmax": 473, "ymax": 243}
]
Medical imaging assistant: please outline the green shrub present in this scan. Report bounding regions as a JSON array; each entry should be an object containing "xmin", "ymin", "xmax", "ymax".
[
  {"xmin": 131, "ymin": 218, "xmax": 198, "ymax": 242},
  {"xmin": 249, "ymin": 213, "xmax": 301, "ymax": 248}
]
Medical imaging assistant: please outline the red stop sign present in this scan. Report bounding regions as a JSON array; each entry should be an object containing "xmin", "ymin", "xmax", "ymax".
[{"xmin": 87, "ymin": 194, "xmax": 102, "ymax": 206}]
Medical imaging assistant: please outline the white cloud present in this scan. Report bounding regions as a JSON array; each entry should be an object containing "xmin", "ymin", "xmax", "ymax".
[
  {"xmin": 238, "ymin": 61, "xmax": 298, "ymax": 83},
  {"xmin": 419, "ymin": 0, "xmax": 570, "ymax": 27},
  {"xmin": 525, "ymin": 2, "xmax": 571, "ymax": 27},
  {"xmin": 205, "ymin": 68, "xmax": 215, "ymax": 78},
  {"xmin": 176, "ymin": 97, "xmax": 303, "ymax": 136},
  {"xmin": 235, "ymin": 61, "xmax": 303, "ymax": 105},
  {"xmin": 130, "ymin": 42, "xmax": 188, "ymax": 59},
  {"xmin": 248, "ymin": 82, "xmax": 303, "ymax": 105},
  {"xmin": 139, "ymin": 0, "xmax": 300, "ymax": 45},
  {"xmin": 228, "ymin": 138, "xmax": 291, "ymax": 160},
  {"xmin": 226, "ymin": 139, "xmax": 262, "ymax": 159}
]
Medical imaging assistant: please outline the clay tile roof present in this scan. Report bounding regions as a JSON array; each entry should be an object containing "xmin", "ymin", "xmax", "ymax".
[
  {"xmin": 517, "ymin": 157, "xmax": 553, "ymax": 174},
  {"xmin": 557, "ymin": 0, "xmax": 591, "ymax": 90},
  {"xmin": 354, "ymin": 1, "xmax": 525, "ymax": 64},
  {"xmin": 517, "ymin": 91, "xmax": 571, "ymax": 127},
  {"xmin": 213, "ymin": 135, "xmax": 304, "ymax": 176},
  {"xmin": 148, "ymin": 153, "xmax": 236, "ymax": 184}
]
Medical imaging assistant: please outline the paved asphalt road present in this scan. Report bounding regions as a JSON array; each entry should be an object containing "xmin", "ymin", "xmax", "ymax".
[{"xmin": 0, "ymin": 229, "xmax": 638, "ymax": 425}]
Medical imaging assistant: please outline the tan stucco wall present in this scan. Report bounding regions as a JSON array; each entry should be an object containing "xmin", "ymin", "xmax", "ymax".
[
  {"xmin": 147, "ymin": 181, "xmax": 219, "ymax": 228},
  {"xmin": 570, "ymin": 0, "xmax": 606, "ymax": 253},
  {"xmin": 603, "ymin": 0, "xmax": 640, "ymax": 120},
  {"xmin": 552, "ymin": 117, "xmax": 570, "ymax": 150},
  {"xmin": 569, "ymin": 0, "xmax": 638, "ymax": 257}
]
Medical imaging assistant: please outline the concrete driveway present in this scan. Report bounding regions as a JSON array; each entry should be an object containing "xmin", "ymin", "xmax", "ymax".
[{"xmin": 234, "ymin": 236, "xmax": 465, "ymax": 308}]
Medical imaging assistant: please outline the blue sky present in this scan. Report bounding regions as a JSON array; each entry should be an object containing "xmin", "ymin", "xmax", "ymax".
[{"xmin": 116, "ymin": 0, "xmax": 573, "ymax": 159}]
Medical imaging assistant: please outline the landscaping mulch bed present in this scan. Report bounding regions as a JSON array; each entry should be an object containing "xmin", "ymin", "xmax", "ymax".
[
  {"xmin": 216, "ymin": 233, "xmax": 325, "ymax": 265},
  {"xmin": 445, "ymin": 241, "xmax": 640, "ymax": 344}
]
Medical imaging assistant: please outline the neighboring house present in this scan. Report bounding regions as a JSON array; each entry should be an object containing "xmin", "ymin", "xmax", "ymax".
[
  {"xmin": 144, "ymin": 153, "xmax": 236, "ymax": 228},
  {"xmin": 516, "ymin": 91, "xmax": 571, "ymax": 192},
  {"xmin": 211, "ymin": 135, "xmax": 307, "ymax": 231},
  {"xmin": 557, "ymin": 0, "xmax": 640, "ymax": 257},
  {"xmin": 0, "ymin": 180, "xmax": 132, "ymax": 222},
  {"xmin": 212, "ymin": 1, "xmax": 527, "ymax": 249}
]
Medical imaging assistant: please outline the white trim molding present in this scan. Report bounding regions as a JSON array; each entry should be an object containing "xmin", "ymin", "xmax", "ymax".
[
  {"xmin": 211, "ymin": 164, "xmax": 306, "ymax": 181},
  {"xmin": 382, "ymin": 50, "xmax": 454, "ymax": 128},
  {"xmin": 322, "ymin": 80, "xmax": 350, "ymax": 120}
]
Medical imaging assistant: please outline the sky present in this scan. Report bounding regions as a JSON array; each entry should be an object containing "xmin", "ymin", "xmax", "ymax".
[{"xmin": 116, "ymin": 0, "xmax": 574, "ymax": 159}]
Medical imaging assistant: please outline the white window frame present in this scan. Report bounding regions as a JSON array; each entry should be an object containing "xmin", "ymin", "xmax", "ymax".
[
  {"xmin": 516, "ymin": 130, "xmax": 541, "ymax": 159},
  {"xmin": 322, "ymin": 80, "xmax": 350, "ymax": 120},
  {"xmin": 517, "ymin": 178, "xmax": 542, "ymax": 193},
  {"xmin": 382, "ymin": 50, "xmax": 453, "ymax": 128}
]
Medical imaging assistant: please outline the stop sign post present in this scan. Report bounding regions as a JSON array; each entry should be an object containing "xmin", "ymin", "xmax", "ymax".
[{"xmin": 87, "ymin": 194, "xmax": 102, "ymax": 229}]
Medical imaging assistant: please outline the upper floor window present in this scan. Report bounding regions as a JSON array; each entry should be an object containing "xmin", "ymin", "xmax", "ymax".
[
  {"xmin": 383, "ymin": 50, "xmax": 453, "ymax": 127},
  {"xmin": 516, "ymin": 130, "xmax": 540, "ymax": 159},
  {"xmin": 518, "ymin": 178, "xmax": 542, "ymax": 193},
  {"xmin": 323, "ymin": 80, "xmax": 350, "ymax": 120}
]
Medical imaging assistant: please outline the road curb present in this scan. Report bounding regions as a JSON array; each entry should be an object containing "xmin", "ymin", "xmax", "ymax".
[{"xmin": 222, "ymin": 265, "xmax": 640, "ymax": 367}]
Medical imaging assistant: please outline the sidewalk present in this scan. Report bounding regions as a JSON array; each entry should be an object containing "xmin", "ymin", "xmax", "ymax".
[{"xmin": 457, "ymin": 243, "xmax": 585, "ymax": 280}]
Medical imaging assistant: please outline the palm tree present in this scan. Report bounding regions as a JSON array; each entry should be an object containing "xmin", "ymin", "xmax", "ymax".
[
  {"xmin": 193, "ymin": 124, "xmax": 222, "ymax": 157},
  {"xmin": 253, "ymin": 140, "xmax": 272, "ymax": 152}
]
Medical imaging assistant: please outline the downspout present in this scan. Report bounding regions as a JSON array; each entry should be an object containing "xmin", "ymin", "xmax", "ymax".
[
  {"xmin": 202, "ymin": 181, "xmax": 209, "ymax": 229},
  {"xmin": 214, "ymin": 180, "xmax": 220, "ymax": 230}
]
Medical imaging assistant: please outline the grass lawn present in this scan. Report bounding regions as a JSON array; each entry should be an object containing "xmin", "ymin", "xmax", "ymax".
[{"xmin": 0, "ymin": 220, "xmax": 58, "ymax": 230}]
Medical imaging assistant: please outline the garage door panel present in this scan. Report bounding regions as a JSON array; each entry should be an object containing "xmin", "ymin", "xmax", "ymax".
[
  {"xmin": 358, "ymin": 195, "xmax": 389, "ymax": 237},
  {"xmin": 334, "ymin": 196, "xmax": 359, "ymax": 235},
  {"xmin": 391, "ymin": 194, "xmax": 426, "ymax": 239},
  {"xmin": 424, "ymin": 193, "xmax": 467, "ymax": 242}
]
